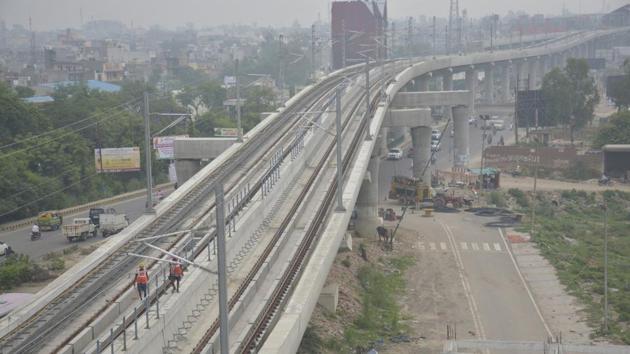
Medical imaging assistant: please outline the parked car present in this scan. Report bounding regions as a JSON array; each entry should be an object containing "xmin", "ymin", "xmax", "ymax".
[
  {"xmin": 431, "ymin": 129, "xmax": 441, "ymax": 141},
  {"xmin": 431, "ymin": 142, "xmax": 441, "ymax": 151},
  {"xmin": 387, "ymin": 148, "xmax": 403, "ymax": 160}
]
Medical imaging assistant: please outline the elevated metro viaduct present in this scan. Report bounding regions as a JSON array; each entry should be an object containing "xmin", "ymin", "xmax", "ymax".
[{"xmin": 262, "ymin": 27, "xmax": 630, "ymax": 353}]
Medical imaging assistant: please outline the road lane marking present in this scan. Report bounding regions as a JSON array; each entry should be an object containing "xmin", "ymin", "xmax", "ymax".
[
  {"xmin": 471, "ymin": 242, "xmax": 479, "ymax": 251},
  {"xmin": 440, "ymin": 242, "xmax": 447, "ymax": 250},
  {"xmin": 498, "ymin": 228, "xmax": 553, "ymax": 337},
  {"xmin": 441, "ymin": 221, "xmax": 486, "ymax": 341},
  {"xmin": 429, "ymin": 242, "xmax": 437, "ymax": 250},
  {"xmin": 483, "ymin": 243, "xmax": 491, "ymax": 251},
  {"xmin": 493, "ymin": 243, "xmax": 502, "ymax": 251},
  {"xmin": 460, "ymin": 242, "xmax": 468, "ymax": 250}
]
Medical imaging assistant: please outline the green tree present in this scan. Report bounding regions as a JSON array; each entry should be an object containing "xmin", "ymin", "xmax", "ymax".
[
  {"xmin": 607, "ymin": 60, "xmax": 630, "ymax": 111},
  {"xmin": 14, "ymin": 86, "xmax": 35, "ymax": 98},
  {"xmin": 0, "ymin": 83, "xmax": 51, "ymax": 146},
  {"xmin": 542, "ymin": 58, "xmax": 600, "ymax": 144},
  {"xmin": 593, "ymin": 111, "xmax": 630, "ymax": 148}
]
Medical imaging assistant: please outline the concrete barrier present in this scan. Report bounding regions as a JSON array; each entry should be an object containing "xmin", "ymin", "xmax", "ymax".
[{"xmin": 0, "ymin": 182, "xmax": 174, "ymax": 233}]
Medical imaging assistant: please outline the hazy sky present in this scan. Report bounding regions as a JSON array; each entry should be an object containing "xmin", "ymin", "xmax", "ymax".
[{"xmin": 0, "ymin": 0, "xmax": 627, "ymax": 30}]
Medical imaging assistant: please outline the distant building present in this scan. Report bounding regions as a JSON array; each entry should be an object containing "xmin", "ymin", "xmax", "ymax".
[
  {"xmin": 331, "ymin": 0, "xmax": 387, "ymax": 70},
  {"xmin": 603, "ymin": 4, "xmax": 630, "ymax": 27}
]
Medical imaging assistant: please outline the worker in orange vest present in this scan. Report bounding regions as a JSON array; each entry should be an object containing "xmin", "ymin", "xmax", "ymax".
[
  {"xmin": 169, "ymin": 258, "xmax": 183, "ymax": 293},
  {"xmin": 134, "ymin": 264, "xmax": 149, "ymax": 300}
]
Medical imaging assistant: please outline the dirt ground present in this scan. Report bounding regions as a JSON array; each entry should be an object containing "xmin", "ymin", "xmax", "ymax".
[
  {"xmin": 309, "ymin": 216, "xmax": 473, "ymax": 354},
  {"xmin": 500, "ymin": 175, "xmax": 630, "ymax": 192}
]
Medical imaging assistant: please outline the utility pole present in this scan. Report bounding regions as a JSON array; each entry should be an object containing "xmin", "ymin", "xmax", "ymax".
[
  {"xmin": 479, "ymin": 115, "xmax": 489, "ymax": 202},
  {"xmin": 514, "ymin": 73, "xmax": 519, "ymax": 144},
  {"xmin": 335, "ymin": 88, "xmax": 345, "ymax": 212},
  {"xmin": 530, "ymin": 145, "xmax": 539, "ymax": 236},
  {"xmin": 311, "ymin": 24, "xmax": 316, "ymax": 78},
  {"xmin": 603, "ymin": 200, "xmax": 609, "ymax": 333},
  {"xmin": 407, "ymin": 17, "xmax": 413, "ymax": 58},
  {"xmin": 341, "ymin": 20, "xmax": 347, "ymax": 68},
  {"xmin": 391, "ymin": 22, "xmax": 396, "ymax": 58},
  {"xmin": 490, "ymin": 22, "xmax": 494, "ymax": 52},
  {"xmin": 432, "ymin": 16, "xmax": 437, "ymax": 58},
  {"xmin": 214, "ymin": 184, "xmax": 229, "ymax": 354},
  {"xmin": 365, "ymin": 57, "xmax": 372, "ymax": 141},
  {"xmin": 445, "ymin": 25, "xmax": 449, "ymax": 55},
  {"xmin": 143, "ymin": 91, "xmax": 154, "ymax": 214},
  {"xmin": 234, "ymin": 58, "xmax": 243, "ymax": 142}
]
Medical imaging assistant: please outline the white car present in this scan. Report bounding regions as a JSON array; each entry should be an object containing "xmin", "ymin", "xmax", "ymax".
[
  {"xmin": 431, "ymin": 142, "xmax": 441, "ymax": 152},
  {"xmin": 387, "ymin": 148, "xmax": 403, "ymax": 160},
  {"xmin": 468, "ymin": 116, "xmax": 476, "ymax": 124}
]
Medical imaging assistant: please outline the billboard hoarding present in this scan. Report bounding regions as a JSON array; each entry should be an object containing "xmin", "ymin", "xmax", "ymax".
[
  {"xmin": 153, "ymin": 135, "xmax": 188, "ymax": 160},
  {"xmin": 213, "ymin": 128, "xmax": 240, "ymax": 137},
  {"xmin": 95, "ymin": 147, "xmax": 141, "ymax": 173}
]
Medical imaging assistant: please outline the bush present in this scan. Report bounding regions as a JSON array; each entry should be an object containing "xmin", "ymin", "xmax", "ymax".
[
  {"xmin": 341, "ymin": 257, "xmax": 351, "ymax": 268},
  {"xmin": 48, "ymin": 257, "xmax": 65, "ymax": 272},
  {"xmin": 487, "ymin": 191, "xmax": 507, "ymax": 207},
  {"xmin": 563, "ymin": 160, "xmax": 599, "ymax": 180},
  {"xmin": 508, "ymin": 188, "xmax": 530, "ymax": 208},
  {"xmin": 0, "ymin": 255, "xmax": 36, "ymax": 290}
]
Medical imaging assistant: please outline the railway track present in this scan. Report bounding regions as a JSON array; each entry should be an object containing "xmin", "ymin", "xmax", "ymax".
[
  {"xmin": 0, "ymin": 65, "xmax": 370, "ymax": 354},
  {"xmin": 186, "ymin": 63, "xmax": 389, "ymax": 354}
]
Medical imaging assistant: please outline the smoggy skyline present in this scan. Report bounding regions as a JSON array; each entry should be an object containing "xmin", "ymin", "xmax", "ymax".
[{"xmin": 1, "ymin": 0, "xmax": 627, "ymax": 31}]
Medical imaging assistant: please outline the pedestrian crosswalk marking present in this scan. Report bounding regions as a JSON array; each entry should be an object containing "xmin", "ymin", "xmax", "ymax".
[{"xmin": 417, "ymin": 241, "xmax": 505, "ymax": 253}]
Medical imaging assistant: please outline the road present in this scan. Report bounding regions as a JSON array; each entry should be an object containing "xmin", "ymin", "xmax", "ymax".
[
  {"xmin": 0, "ymin": 195, "xmax": 157, "ymax": 260},
  {"xmin": 379, "ymin": 115, "xmax": 553, "ymax": 351}
]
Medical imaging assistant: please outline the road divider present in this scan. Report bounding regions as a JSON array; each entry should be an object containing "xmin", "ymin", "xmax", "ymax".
[{"xmin": 0, "ymin": 183, "xmax": 174, "ymax": 233}]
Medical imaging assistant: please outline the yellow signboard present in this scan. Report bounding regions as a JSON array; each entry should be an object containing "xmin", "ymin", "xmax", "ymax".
[{"xmin": 95, "ymin": 147, "xmax": 141, "ymax": 173}]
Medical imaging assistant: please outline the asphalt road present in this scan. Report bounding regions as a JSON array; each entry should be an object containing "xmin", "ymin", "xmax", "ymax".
[{"xmin": 0, "ymin": 196, "xmax": 154, "ymax": 260}]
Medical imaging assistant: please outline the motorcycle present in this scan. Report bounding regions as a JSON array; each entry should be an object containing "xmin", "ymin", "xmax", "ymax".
[{"xmin": 30, "ymin": 231, "xmax": 41, "ymax": 241}]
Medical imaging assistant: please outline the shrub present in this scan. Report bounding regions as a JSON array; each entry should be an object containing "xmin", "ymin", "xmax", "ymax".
[
  {"xmin": 508, "ymin": 188, "xmax": 530, "ymax": 208},
  {"xmin": 0, "ymin": 255, "xmax": 35, "ymax": 290},
  {"xmin": 487, "ymin": 191, "xmax": 507, "ymax": 207}
]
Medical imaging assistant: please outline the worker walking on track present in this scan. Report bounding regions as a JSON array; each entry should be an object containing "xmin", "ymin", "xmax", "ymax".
[
  {"xmin": 169, "ymin": 258, "xmax": 183, "ymax": 293},
  {"xmin": 134, "ymin": 264, "xmax": 149, "ymax": 300}
]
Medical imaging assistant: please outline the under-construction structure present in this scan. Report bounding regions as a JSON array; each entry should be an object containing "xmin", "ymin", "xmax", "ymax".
[
  {"xmin": 447, "ymin": 0, "xmax": 462, "ymax": 54},
  {"xmin": 331, "ymin": 0, "xmax": 387, "ymax": 70}
]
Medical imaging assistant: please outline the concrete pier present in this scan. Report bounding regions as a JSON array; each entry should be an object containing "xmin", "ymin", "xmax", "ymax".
[
  {"xmin": 453, "ymin": 105, "xmax": 469, "ymax": 167},
  {"xmin": 465, "ymin": 69, "xmax": 477, "ymax": 117},
  {"xmin": 411, "ymin": 126, "xmax": 432, "ymax": 185},
  {"xmin": 484, "ymin": 66, "xmax": 494, "ymax": 104}
]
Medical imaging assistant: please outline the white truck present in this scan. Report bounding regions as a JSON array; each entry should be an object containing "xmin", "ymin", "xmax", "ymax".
[
  {"xmin": 63, "ymin": 218, "xmax": 97, "ymax": 242},
  {"xmin": 99, "ymin": 213, "xmax": 129, "ymax": 237}
]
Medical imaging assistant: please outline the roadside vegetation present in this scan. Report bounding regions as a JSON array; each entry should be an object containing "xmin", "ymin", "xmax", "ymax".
[
  {"xmin": 511, "ymin": 189, "xmax": 630, "ymax": 343},
  {"xmin": 298, "ymin": 242, "xmax": 414, "ymax": 354},
  {"xmin": 0, "ymin": 76, "xmax": 276, "ymax": 224}
]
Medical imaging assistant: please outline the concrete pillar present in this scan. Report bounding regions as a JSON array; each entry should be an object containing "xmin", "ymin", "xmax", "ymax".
[
  {"xmin": 410, "ymin": 126, "xmax": 432, "ymax": 185},
  {"xmin": 484, "ymin": 66, "xmax": 494, "ymax": 104},
  {"xmin": 516, "ymin": 60, "xmax": 527, "ymax": 90},
  {"xmin": 452, "ymin": 105, "xmax": 469, "ymax": 168},
  {"xmin": 443, "ymin": 71, "xmax": 454, "ymax": 122},
  {"xmin": 588, "ymin": 42, "xmax": 596, "ymax": 58},
  {"xmin": 318, "ymin": 283, "xmax": 339, "ymax": 313},
  {"xmin": 465, "ymin": 68, "xmax": 477, "ymax": 117},
  {"xmin": 528, "ymin": 59, "xmax": 538, "ymax": 90},
  {"xmin": 175, "ymin": 159, "xmax": 202, "ymax": 186},
  {"xmin": 356, "ymin": 155, "xmax": 380, "ymax": 216},
  {"xmin": 380, "ymin": 127, "xmax": 389, "ymax": 154},
  {"xmin": 502, "ymin": 65, "xmax": 512, "ymax": 103},
  {"xmin": 417, "ymin": 76, "xmax": 429, "ymax": 91}
]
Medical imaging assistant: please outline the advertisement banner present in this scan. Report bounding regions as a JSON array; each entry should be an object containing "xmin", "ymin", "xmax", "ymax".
[
  {"xmin": 95, "ymin": 147, "xmax": 141, "ymax": 173},
  {"xmin": 213, "ymin": 128, "xmax": 240, "ymax": 137},
  {"xmin": 224, "ymin": 76, "xmax": 236, "ymax": 87},
  {"xmin": 153, "ymin": 135, "xmax": 188, "ymax": 160}
]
